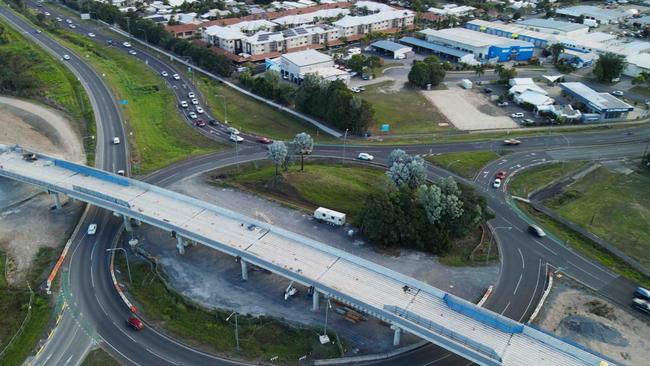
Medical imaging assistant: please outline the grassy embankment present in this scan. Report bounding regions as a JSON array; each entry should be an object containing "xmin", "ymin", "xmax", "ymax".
[
  {"xmin": 362, "ymin": 81, "xmax": 451, "ymax": 135},
  {"xmin": 547, "ymin": 166, "xmax": 650, "ymax": 271},
  {"xmin": 509, "ymin": 163, "xmax": 650, "ymax": 287},
  {"xmin": 114, "ymin": 254, "xmax": 340, "ymax": 365},
  {"xmin": 45, "ymin": 27, "xmax": 224, "ymax": 173},
  {"xmin": 426, "ymin": 150, "xmax": 501, "ymax": 179},
  {"xmin": 0, "ymin": 17, "xmax": 95, "ymax": 165},
  {"xmin": 80, "ymin": 349, "xmax": 120, "ymax": 366}
]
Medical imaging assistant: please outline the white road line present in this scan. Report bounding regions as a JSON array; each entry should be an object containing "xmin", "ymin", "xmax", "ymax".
[
  {"xmin": 146, "ymin": 348, "xmax": 179, "ymax": 366},
  {"xmin": 502, "ymin": 217, "xmax": 523, "ymax": 232},
  {"xmin": 423, "ymin": 353, "xmax": 452, "ymax": 366},
  {"xmin": 533, "ymin": 239, "xmax": 558, "ymax": 256},
  {"xmin": 513, "ymin": 273, "xmax": 523, "ymax": 295},
  {"xmin": 90, "ymin": 268, "xmax": 95, "ymax": 288},
  {"xmin": 64, "ymin": 355, "xmax": 73, "ymax": 366},
  {"xmin": 500, "ymin": 301, "xmax": 511, "ymax": 315},
  {"xmin": 520, "ymin": 258, "xmax": 543, "ymax": 322},
  {"xmin": 518, "ymin": 248, "xmax": 525, "ymax": 269}
]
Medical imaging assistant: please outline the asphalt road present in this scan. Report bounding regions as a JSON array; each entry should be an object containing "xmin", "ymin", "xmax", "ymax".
[{"xmin": 6, "ymin": 3, "xmax": 650, "ymax": 365}]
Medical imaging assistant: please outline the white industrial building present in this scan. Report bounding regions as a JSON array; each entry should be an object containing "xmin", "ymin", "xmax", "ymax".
[
  {"xmin": 420, "ymin": 28, "xmax": 533, "ymax": 62},
  {"xmin": 278, "ymin": 49, "xmax": 350, "ymax": 83},
  {"xmin": 516, "ymin": 18, "xmax": 588, "ymax": 37},
  {"xmin": 427, "ymin": 4, "xmax": 476, "ymax": 16},
  {"xmin": 624, "ymin": 53, "xmax": 650, "ymax": 77},
  {"xmin": 556, "ymin": 5, "xmax": 629, "ymax": 25}
]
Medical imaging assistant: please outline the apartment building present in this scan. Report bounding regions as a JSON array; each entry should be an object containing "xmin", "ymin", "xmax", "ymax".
[
  {"xmin": 244, "ymin": 25, "xmax": 340, "ymax": 59},
  {"xmin": 332, "ymin": 9, "xmax": 415, "ymax": 40}
]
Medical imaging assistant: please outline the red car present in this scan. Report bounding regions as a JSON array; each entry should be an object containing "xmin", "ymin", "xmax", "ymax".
[
  {"xmin": 128, "ymin": 316, "xmax": 144, "ymax": 331},
  {"xmin": 495, "ymin": 171, "xmax": 507, "ymax": 180},
  {"xmin": 195, "ymin": 119, "xmax": 206, "ymax": 127},
  {"xmin": 257, "ymin": 136, "xmax": 273, "ymax": 144}
]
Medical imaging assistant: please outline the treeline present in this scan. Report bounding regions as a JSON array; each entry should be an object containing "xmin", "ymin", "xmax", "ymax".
[
  {"xmin": 360, "ymin": 150, "xmax": 488, "ymax": 254},
  {"xmin": 59, "ymin": 0, "xmax": 234, "ymax": 77},
  {"xmin": 240, "ymin": 72, "xmax": 374, "ymax": 134}
]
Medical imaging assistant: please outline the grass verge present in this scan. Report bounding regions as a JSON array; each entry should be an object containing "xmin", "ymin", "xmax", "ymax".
[
  {"xmin": 115, "ymin": 254, "xmax": 340, "ymax": 365},
  {"xmin": 508, "ymin": 161, "xmax": 588, "ymax": 198},
  {"xmin": 546, "ymin": 166, "xmax": 650, "ymax": 270},
  {"xmin": 0, "ymin": 17, "xmax": 95, "ymax": 165},
  {"xmin": 213, "ymin": 160, "xmax": 385, "ymax": 223},
  {"xmin": 80, "ymin": 348, "xmax": 120, "ymax": 366},
  {"xmin": 438, "ymin": 226, "xmax": 499, "ymax": 267},
  {"xmin": 517, "ymin": 203, "xmax": 650, "ymax": 288},
  {"xmin": 426, "ymin": 150, "xmax": 501, "ymax": 179},
  {"xmin": 362, "ymin": 81, "xmax": 451, "ymax": 135},
  {"xmin": 43, "ymin": 26, "xmax": 224, "ymax": 173}
]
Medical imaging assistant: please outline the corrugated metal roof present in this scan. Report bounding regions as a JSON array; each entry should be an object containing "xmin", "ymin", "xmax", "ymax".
[
  {"xmin": 371, "ymin": 40, "xmax": 411, "ymax": 53},
  {"xmin": 399, "ymin": 37, "xmax": 471, "ymax": 58}
]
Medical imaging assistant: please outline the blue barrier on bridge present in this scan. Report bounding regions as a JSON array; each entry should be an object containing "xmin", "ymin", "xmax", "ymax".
[
  {"xmin": 443, "ymin": 294, "xmax": 524, "ymax": 334},
  {"xmin": 384, "ymin": 305, "xmax": 501, "ymax": 362},
  {"xmin": 54, "ymin": 159, "xmax": 129, "ymax": 186}
]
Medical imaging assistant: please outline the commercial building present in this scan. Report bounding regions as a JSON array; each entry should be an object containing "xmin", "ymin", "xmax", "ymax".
[
  {"xmin": 278, "ymin": 49, "xmax": 350, "ymax": 83},
  {"xmin": 332, "ymin": 9, "xmax": 415, "ymax": 41},
  {"xmin": 624, "ymin": 53, "xmax": 650, "ymax": 77},
  {"xmin": 466, "ymin": 20, "xmax": 554, "ymax": 49},
  {"xmin": 427, "ymin": 4, "xmax": 476, "ymax": 17},
  {"xmin": 420, "ymin": 28, "xmax": 533, "ymax": 62},
  {"xmin": 560, "ymin": 82, "xmax": 633, "ymax": 121},
  {"xmin": 556, "ymin": 5, "xmax": 629, "ymax": 25},
  {"xmin": 370, "ymin": 40, "xmax": 412, "ymax": 59},
  {"xmin": 516, "ymin": 18, "xmax": 588, "ymax": 37},
  {"xmin": 203, "ymin": 26, "xmax": 247, "ymax": 54},
  {"xmin": 400, "ymin": 37, "xmax": 478, "ymax": 64}
]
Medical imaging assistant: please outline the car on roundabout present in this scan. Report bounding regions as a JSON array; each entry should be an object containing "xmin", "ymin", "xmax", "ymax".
[
  {"xmin": 357, "ymin": 153, "xmax": 374, "ymax": 161},
  {"xmin": 492, "ymin": 178, "xmax": 502, "ymax": 188}
]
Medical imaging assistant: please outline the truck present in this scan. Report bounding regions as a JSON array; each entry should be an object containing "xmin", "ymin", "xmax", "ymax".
[
  {"xmin": 460, "ymin": 79, "xmax": 473, "ymax": 89},
  {"xmin": 583, "ymin": 18, "xmax": 598, "ymax": 28},
  {"xmin": 314, "ymin": 207, "xmax": 346, "ymax": 226}
]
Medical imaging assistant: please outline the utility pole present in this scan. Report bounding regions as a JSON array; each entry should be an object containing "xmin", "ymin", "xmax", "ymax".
[
  {"xmin": 341, "ymin": 128, "xmax": 349, "ymax": 164},
  {"xmin": 226, "ymin": 312, "xmax": 240, "ymax": 350},
  {"xmin": 106, "ymin": 247, "xmax": 132, "ymax": 283}
]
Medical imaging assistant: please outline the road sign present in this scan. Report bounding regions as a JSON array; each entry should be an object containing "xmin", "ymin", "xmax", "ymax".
[
  {"xmin": 119, "ymin": 100, "xmax": 128, "ymax": 105},
  {"xmin": 381, "ymin": 124, "xmax": 390, "ymax": 132}
]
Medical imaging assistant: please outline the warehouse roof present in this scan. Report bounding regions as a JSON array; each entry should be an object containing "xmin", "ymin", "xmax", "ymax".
[
  {"xmin": 556, "ymin": 5, "xmax": 627, "ymax": 22},
  {"xmin": 517, "ymin": 18, "xmax": 588, "ymax": 33},
  {"xmin": 400, "ymin": 37, "xmax": 471, "ymax": 58},
  {"xmin": 281, "ymin": 49, "xmax": 332, "ymax": 66},
  {"xmin": 371, "ymin": 40, "xmax": 411, "ymax": 53},
  {"xmin": 561, "ymin": 82, "xmax": 633, "ymax": 112},
  {"xmin": 421, "ymin": 28, "xmax": 532, "ymax": 49}
]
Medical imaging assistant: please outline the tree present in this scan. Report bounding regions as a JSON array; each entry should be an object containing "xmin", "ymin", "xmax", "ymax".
[
  {"xmin": 408, "ymin": 56, "xmax": 446, "ymax": 88},
  {"xmin": 388, "ymin": 149, "xmax": 409, "ymax": 166},
  {"xmin": 386, "ymin": 151, "xmax": 426, "ymax": 190},
  {"xmin": 549, "ymin": 43, "xmax": 565, "ymax": 65},
  {"xmin": 365, "ymin": 55, "xmax": 381, "ymax": 70},
  {"xmin": 474, "ymin": 64, "xmax": 486, "ymax": 77},
  {"xmin": 497, "ymin": 66, "xmax": 517, "ymax": 83},
  {"xmin": 293, "ymin": 132, "xmax": 314, "ymax": 171},
  {"xmin": 267, "ymin": 141, "xmax": 288, "ymax": 176},
  {"xmin": 0, "ymin": 24, "xmax": 7, "ymax": 45},
  {"xmin": 593, "ymin": 53, "xmax": 626, "ymax": 83},
  {"xmin": 347, "ymin": 54, "xmax": 366, "ymax": 73}
]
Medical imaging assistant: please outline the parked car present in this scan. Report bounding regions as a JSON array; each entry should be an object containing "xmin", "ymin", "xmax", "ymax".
[
  {"xmin": 497, "ymin": 101, "xmax": 509, "ymax": 107},
  {"xmin": 127, "ymin": 316, "xmax": 144, "ymax": 331},
  {"xmin": 113, "ymin": 137, "xmax": 120, "ymax": 144},
  {"xmin": 180, "ymin": 101, "xmax": 189, "ymax": 108},
  {"xmin": 611, "ymin": 90, "xmax": 624, "ymax": 97},
  {"xmin": 188, "ymin": 112, "xmax": 198, "ymax": 119},
  {"xmin": 357, "ymin": 153, "xmax": 374, "ymax": 161},
  {"xmin": 229, "ymin": 134, "xmax": 244, "ymax": 143},
  {"xmin": 522, "ymin": 118, "xmax": 535, "ymax": 125},
  {"xmin": 511, "ymin": 112, "xmax": 524, "ymax": 118},
  {"xmin": 634, "ymin": 287, "xmax": 650, "ymax": 301},
  {"xmin": 122, "ymin": 42, "xmax": 131, "ymax": 48},
  {"xmin": 482, "ymin": 87, "xmax": 493, "ymax": 94},
  {"xmin": 495, "ymin": 171, "xmax": 507, "ymax": 179},
  {"xmin": 257, "ymin": 137, "xmax": 273, "ymax": 144},
  {"xmin": 173, "ymin": 73, "xmax": 181, "ymax": 80},
  {"xmin": 492, "ymin": 178, "xmax": 502, "ymax": 188},
  {"xmin": 65, "ymin": 19, "xmax": 72, "ymax": 24},
  {"xmin": 528, "ymin": 225, "xmax": 546, "ymax": 238},
  {"xmin": 87, "ymin": 224, "xmax": 97, "ymax": 235},
  {"xmin": 195, "ymin": 106, "xmax": 204, "ymax": 114},
  {"xmin": 56, "ymin": 17, "xmax": 62, "ymax": 22},
  {"xmin": 227, "ymin": 127, "xmax": 240, "ymax": 135},
  {"xmin": 117, "ymin": 170, "xmax": 125, "ymax": 176},
  {"xmin": 161, "ymin": 71, "xmax": 169, "ymax": 77},
  {"xmin": 503, "ymin": 138, "xmax": 521, "ymax": 145}
]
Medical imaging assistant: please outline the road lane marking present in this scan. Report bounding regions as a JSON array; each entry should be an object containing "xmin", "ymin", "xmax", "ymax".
[
  {"xmin": 502, "ymin": 217, "xmax": 523, "ymax": 232},
  {"xmin": 500, "ymin": 301, "xmax": 511, "ymax": 315},
  {"xmin": 533, "ymin": 239, "xmax": 558, "ymax": 256},
  {"xmin": 520, "ymin": 258, "xmax": 543, "ymax": 322},
  {"xmin": 146, "ymin": 348, "xmax": 179, "ymax": 365},
  {"xmin": 423, "ymin": 353, "xmax": 452, "ymax": 366},
  {"xmin": 518, "ymin": 248, "xmax": 525, "ymax": 269},
  {"xmin": 513, "ymin": 274, "xmax": 523, "ymax": 295}
]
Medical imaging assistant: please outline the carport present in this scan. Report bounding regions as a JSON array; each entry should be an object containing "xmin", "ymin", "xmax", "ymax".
[{"xmin": 370, "ymin": 40, "xmax": 413, "ymax": 59}]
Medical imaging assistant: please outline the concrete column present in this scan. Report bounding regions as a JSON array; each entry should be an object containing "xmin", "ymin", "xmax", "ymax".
[
  {"xmin": 51, "ymin": 192, "xmax": 62, "ymax": 209},
  {"xmin": 241, "ymin": 259, "xmax": 248, "ymax": 281},
  {"xmin": 176, "ymin": 236, "xmax": 185, "ymax": 255},
  {"xmin": 123, "ymin": 215, "xmax": 133, "ymax": 232},
  {"xmin": 312, "ymin": 290, "xmax": 319, "ymax": 312},
  {"xmin": 392, "ymin": 326, "xmax": 401, "ymax": 347}
]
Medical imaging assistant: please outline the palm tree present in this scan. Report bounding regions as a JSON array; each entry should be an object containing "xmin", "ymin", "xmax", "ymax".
[
  {"xmin": 474, "ymin": 64, "xmax": 486, "ymax": 77},
  {"xmin": 494, "ymin": 64, "xmax": 505, "ymax": 76},
  {"xmin": 549, "ymin": 43, "xmax": 566, "ymax": 65}
]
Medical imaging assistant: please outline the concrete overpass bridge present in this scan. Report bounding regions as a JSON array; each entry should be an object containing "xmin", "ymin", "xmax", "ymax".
[{"xmin": 0, "ymin": 144, "xmax": 615, "ymax": 366}]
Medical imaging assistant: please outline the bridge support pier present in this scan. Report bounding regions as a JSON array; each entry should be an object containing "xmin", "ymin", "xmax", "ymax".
[
  {"xmin": 176, "ymin": 237, "xmax": 186, "ymax": 255},
  {"xmin": 392, "ymin": 326, "xmax": 401, "ymax": 346},
  {"xmin": 123, "ymin": 215, "xmax": 133, "ymax": 232},
  {"xmin": 241, "ymin": 259, "xmax": 248, "ymax": 281},
  {"xmin": 312, "ymin": 290, "xmax": 319, "ymax": 311},
  {"xmin": 50, "ymin": 191, "xmax": 62, "ymax": 209}
]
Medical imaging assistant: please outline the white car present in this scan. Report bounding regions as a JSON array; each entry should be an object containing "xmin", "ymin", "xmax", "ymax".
[
  {"xmin": 493, "ymin": 178, "xmax": 502, "ymax": 188},
  {"xmin": 357, "ymin": 153, "xmax": 374, "ymax": 161},
  {"xmin": 188, "ymin": 112, "xmax": 198, "ymax": 119},
  {"xmin": 69, "ymin": 24, "xmax": 76, "ymax": 29},
  {"xmin": 35, "ymin": 29, "xmax": 42, "ymax": 34},
  {"xmin": 229, "ymin": 134, "xmax": 244, "ymax": 143},
  {"xmin": 180, "ymin": 100, "xmax": 189, "ymax": 108},
  {"xmin": 62, "ymin": 54, "xmax": 70, "ymax": 60},
  {"xmin": 188, "ymin": 92, "xmax": 195, "ymax": 98},
  {"xmin": 65, "ymin": 19, "xmax": 72, "ymax": 24},
  {"xmin": 227, "ymin": 127, "xmax": 240, "ymax": 135},
  {"xmin": 113, "ymin": 137, "xmax": 120, "ymax": 144},
  {"xmin": 172, "ymin": 73, "xmax": 180, "ymax": 80},
  {"xmin": 196, "ymin": 106, "xmax": 204, "ymax": 114},
  {"xmin": 511, "ymin": 112, "xmax": 524, "ymax": 118},
  {"xmin": 56, "ymin": 17, "xmax": 62, "ymax": 22},
  {"xmin": 44, "ymin": 11, "xmax": 50, "ymax": 16},
  {"xmin": 116, "ymin": 170, "xmax": 125, "ymax": 176},
  {"xmin": 122, "ymin": 42, "xmax": 131, "ymax": 48},
  {"xmin": 88, "ymin": 32, "xmax": 96, "ymax": 38},
  {"xmin": 161, "ymin": 71, "xmax": 169, "ymax": 77},
  {"xmin": 87, "ymin": 224, "xmax": 97, "ymax": 235},
  {"xmin": 191, "ymin": 98, "xmax": 199, "ymax": 105},
  {"xmin": 128, "ymin": 49, "xmax": 137, "ymax": 55},
  {"xmin": 611, "ymin": 90, "xmax": 624, "ymax": 97}
]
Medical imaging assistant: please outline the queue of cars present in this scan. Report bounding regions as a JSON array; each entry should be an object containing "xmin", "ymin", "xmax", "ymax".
[{"xmin": 633, "ymin": 287, "xmax": 650, "ymax": 315}]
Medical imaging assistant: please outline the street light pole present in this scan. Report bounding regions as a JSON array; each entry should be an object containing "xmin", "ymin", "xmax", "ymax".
[
  {"xmin": 106, "ymin": 247, "xmax": 132, "ymax": 283},
  {"xmin": 138, "ymin": 28, "xmax": 148, "ymax": 44},
  {"xmin": 322, "ymin": 297, "xmax": 332, "ymax": 336},
  {"xmin": 342, "ymin": 129, "xmax": 349, "ymax": 164},
  {"xmin": 226, "ymin": 311, "xmax": 240, "ymax": 350},
  {"xmin": 216, "ymin": 94, "xmax": 228, "ymax": 124}
]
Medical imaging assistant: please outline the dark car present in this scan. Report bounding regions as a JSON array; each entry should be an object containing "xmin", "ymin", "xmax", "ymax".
[
  {"xmin": 128, "ymin": 316, "xmax": 144, "ymax": 331},
  {"xmin": 195, "ymin": 119, "xmax": 206, "ymax": 127},
  {"xmin": 634, "ymin": 287, "xmax": 650, "ymax": 301},
  {"xmin": 208, "ymin": 119, "xmax": 217, "ymax": 126},
  {"xmin": 482, "ymin": 87, "xmax": 493, "ymax": 94},
  {"xmin": 257, "ymin": 137, "xmax": 273, "ymax": 144}
]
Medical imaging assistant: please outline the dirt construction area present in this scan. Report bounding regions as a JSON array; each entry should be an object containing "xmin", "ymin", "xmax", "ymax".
[
  {"xmin": 535, "ymin": 277, "xmax": 650, "ymax": 365},
  {"xmin": 422, "ymin": 87, "xmax": 519, "ymax": 130},
  {"xmin": 0, "ymin": 96, "xmax": 85, "ymax": 285}
]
